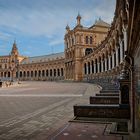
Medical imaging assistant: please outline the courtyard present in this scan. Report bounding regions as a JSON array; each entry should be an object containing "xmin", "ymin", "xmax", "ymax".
[{"xmin": 0, "ymin": 81, "xmax": 99, "ymax": 140}]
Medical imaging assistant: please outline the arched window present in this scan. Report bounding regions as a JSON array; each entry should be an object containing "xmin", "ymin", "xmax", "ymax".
[
  {"xmin": 85, "ymin": 36, "xmax": 88, "ymax": 44},
  {"xmin": 90, "ymin": 36, "xmax": 93, "ymax": 44},
  {"xmin": 20, "ymin": 71, "xmax": 22, "ymax": 78}
]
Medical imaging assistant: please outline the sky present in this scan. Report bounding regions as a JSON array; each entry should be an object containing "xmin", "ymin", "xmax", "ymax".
[{"xmin": 0, "ymin": 0, "xmax": 116, "ymax": 57}]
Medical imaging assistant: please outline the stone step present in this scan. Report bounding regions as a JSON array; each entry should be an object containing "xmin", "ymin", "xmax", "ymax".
[
  {"xmin": 90, "ymin": 96, "xmax": 119, "ymax": 104},
  {"xmin": 73, "ymin": 104, "xmax": 130, "ymax": 119},
  {"xmin": 100, "ymin": 90, "xmax": 119, "ymax": 93},
  {"xmin": 96, "ymin": 93, "xmax": 119, "ymax": 96}
]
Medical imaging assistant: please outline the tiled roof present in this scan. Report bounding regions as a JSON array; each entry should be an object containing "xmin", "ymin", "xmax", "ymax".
[
  {"xmin": 21, "ymin": 52, "xmax": 64, "ymax": 64},
  {"xmin": 90, "ymin": 19, "xmax": 110, "ymax": 29}
]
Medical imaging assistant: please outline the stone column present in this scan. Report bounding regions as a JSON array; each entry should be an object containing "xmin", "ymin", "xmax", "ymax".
[
  {"xmin": 123, "ymin": 27, "xmax": 127, "ymax": 52},
  {"xmin": 105, "ymin": 58, "xmax": 107, "ymax": 71},
  {"xmin": 116, "ymin": 47, "xmax": 119, "ymax": 66},
  {"xmin": 97, "ymin": 62, "xmax": 100, "ymax": 73},
  {"xmin": 108, "ymin": 55, "xmax": 111, "ymax": 70},
  {"xmin": 94, "ymin": 63, "xmax": 96, "ymax": 73},
  {"xmin": 112, "ymin": 52, "xmax": 115, "ymax": 68},
  {"xmin": 86, "ymin": 63, "xmax": 88, "ymax": 75},
  {"xmin": 120, "ymin": 40, "xmax": 123, "ymax": 63},
  {"xmin": 90, "ymin": 64, "xmax": 92, "ymax": 74},
  {"xmin": 101, "ymin": 60, "xmax": 104, "ymax": 72}
]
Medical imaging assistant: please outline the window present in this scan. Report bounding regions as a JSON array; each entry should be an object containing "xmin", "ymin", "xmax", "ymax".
[
  {"xmin": 86, "ymin": 36, "xmax": 88, "ymax": 44},
  {"xmin": 85, "ymin": 48, "xmax": 93, "ymax": 55},
  {"xmin": 90, "ymin": 36, "xmax": 93, "ymax": 44}
]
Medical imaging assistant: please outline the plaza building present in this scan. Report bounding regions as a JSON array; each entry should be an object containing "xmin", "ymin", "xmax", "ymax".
[{"xmin": 0, "ymin": 17, "xmax": 110, "ymax": 82}]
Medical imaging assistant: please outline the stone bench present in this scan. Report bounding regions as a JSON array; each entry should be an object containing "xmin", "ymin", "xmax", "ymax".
[
  {"xmin": 90, "ymin": 96, "xmax": 119, "ymax": 104},
  {"xmin": 73, "ymin": 104, "xmax": 130, "ymax": 119}
]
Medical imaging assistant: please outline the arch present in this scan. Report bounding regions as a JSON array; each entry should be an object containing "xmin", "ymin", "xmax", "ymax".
[
  {"xmin": 54, "ymin": 69, "xmax": 56, "ymax": 77},
  {"xmin": 85, "ymin": 36, "xmax": 88, "ymax": 44},
  {"xmin": 23, "ymin": 71, "xmax": 26, "ymax": 77},
  {"xmin": 57, "ymin": 69, "xmax": 60, "ymax": 76},
  {"xmin": 95, "ymin": 58, "xmax": 98, "ymax": 73},
  {"xmin": 85, "ymin": 48, "xmax": 93, "ymax": 55},
  {"xmin": 50, "ymin": 69, "xmax": 52, "ymax": 77},
  {"xmin": 19, "ymin": 71, "xmax": 22, "ymax": 78},
  {"xmin": 38, "ymin": 70, "xmax": 41, "ymax": 77},
  {"xmin": 61, "ymin": 68, "xmax": 64, "ymax": 76},
  {"xmin": 102, "ymin": 53, "xmax": 105, "ymax": 71},
  {"xmin": 8, "ymin": 72, "xmax": 10, "ymax": 77},
  {"xmin": 91, "ymin": 60, "xmax": 94, "ymax": 73},
  {"xmin": 35, "ymin": 71, "xmax": 37, "ymax": 77},
  {"xmin": 90, "ymin": 36, "xmax": 93, "ymax": 44},
  {"xmin": 99, "ymin": 56, "xmax": 102, "ymax": 73},
  {"xmin": 27, "ymin": 71, "xmax": 30, "ymax": 77},
  {"xmin": 31, "ymin": 71, "xmax": 33, "ymax": 77},
  {"xmin": 42, "ymin": 70, "xmax": 45, "ymax": 77},
  {"xmin": 46, "ymin": 70, "xmax": 49, "ymax": 77},
  {"xmin": 4, "ymin": 72, "xmax": 6, "ymax": 77},
  {"xmin": 84, "ymin": 63, "xmax": 87, "ymax": 75},
  {"xmin": 88, "ymin": 62, "xmax": 90, "ymax": 74}
]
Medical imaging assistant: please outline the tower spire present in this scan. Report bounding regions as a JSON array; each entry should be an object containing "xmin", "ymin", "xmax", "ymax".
[
  {"xmin": 11, "ymin": 40, "xmax": 19, "ymax": 55},
  {"xmin": 76, "ymin": 12, "xmax": 81, "ymax": 25}
]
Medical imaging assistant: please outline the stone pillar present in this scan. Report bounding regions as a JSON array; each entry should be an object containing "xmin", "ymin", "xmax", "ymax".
[
  {"xmin": 108, "ymin": 56, "xmax": 111, "ymax": 70},
  {"xmin": 120, "ymin": 40, "xmax": 123, "ymax": 63},
  {"xmin": 105, "ymin": 58, "xmax": 107, "ymax": 71},
  {"xmin": 112, "ymin": 52, "xmax": 115, "ymax": 68},
  {"xmin": 123, "ymin": 27, "xmax": 127, "ymax": 52},
  {"xmin": 94, "ymin": 63, "xmax": 96, "ymax": 73},
  {"xmin": 86, "ymin": 63, "xmax": 88, "ymax": 74},
  {"xmin": 97, "ymin": 63, "xmax": 100, "ymax": 73},
  {"xmin": 101, "ymin": 60, "xmax": 104, "ymax": 72},
  {"xmin": 116, "ymin": 47, "xmax": 119, "ymax": 66},
  {"xmin": 90, "ymin": 64, "xmax": 92, "ymax": 74}
]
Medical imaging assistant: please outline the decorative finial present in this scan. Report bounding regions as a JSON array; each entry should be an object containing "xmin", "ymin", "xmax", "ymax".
[{"xmin": 66, "ymin": 24, "xmax": 70, "ymax": 30}]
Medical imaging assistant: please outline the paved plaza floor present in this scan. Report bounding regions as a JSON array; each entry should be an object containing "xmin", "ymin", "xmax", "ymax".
[{"xmin": 0, "ymin": 81, "xmax": 99, "ymax": 140}]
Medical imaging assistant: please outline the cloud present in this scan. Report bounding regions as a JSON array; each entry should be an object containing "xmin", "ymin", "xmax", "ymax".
[
  {"xmin": 0, "ymin": 32, "xmax": 13, "ymax": 42},
  {"xmin": 0, "ymin": 0, "xmax": 116, "ymax": 56}
]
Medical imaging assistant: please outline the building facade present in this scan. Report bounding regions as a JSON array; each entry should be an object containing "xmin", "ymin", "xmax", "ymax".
[{"xmin": 0, "ymin": 17, "xmax": 110, "ymax": 82}]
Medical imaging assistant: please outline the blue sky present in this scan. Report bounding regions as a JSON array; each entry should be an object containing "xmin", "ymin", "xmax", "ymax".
[{"xmin": 0, "ymin": 0, "xmax": 116, "ymax": 57}]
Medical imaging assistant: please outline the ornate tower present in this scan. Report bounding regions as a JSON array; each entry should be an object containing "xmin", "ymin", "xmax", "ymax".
[
  {"xmin": 64, "ymin": 15, "xmax": 110, "ymax": 81},
  {"xmin": 9, "ymin": 41, "xmax": 19, "ymax": 81}
]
